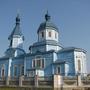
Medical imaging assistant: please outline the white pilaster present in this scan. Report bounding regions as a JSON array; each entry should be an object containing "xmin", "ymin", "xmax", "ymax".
[{"xmin": 8, "ymin": 58, "xmax": 12, "ymax": 77}]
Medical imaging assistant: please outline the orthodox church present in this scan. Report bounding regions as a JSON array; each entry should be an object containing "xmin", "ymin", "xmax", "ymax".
[{"xmin": 0, "ymin": 12, "xmax": 87, "ymax": 78}]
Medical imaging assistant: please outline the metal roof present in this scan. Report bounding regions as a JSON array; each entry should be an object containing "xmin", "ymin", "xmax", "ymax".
[
  {"xmin": 37, "ymin": 12, "xmax": 59, "ymax": 33},
  {"xmin": 8, "ymin": 14, "xmax": 22, "ymax": 40}
]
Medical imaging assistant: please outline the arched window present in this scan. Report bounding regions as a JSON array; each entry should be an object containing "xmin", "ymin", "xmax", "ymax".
[
  {"xmin": 21, "ymin": 65, "xmax": 24, "ymax": 75},
  {"xmin": 78, "ymin": 60, "xmax": 81, "ymax": 72},
  {"xmin": 2, "ymin": 69, "xmax": 4, "ymax": 77},
  {"xmin": 48, "ymin": 31, "xmax": 51, "ymax": 37},
  {"xmin": 55, "ymin": 33, "xmax": 57, "ymax": 39},
  {"xmin": 41, "ymin": 32, "xmax": 44, "ymax": 38},
  {"xmin": 56, "ymin": 66, "xmax": 61, "ymax": 74},
  {"xmin": 57, "ymin": 67, "xmax": 60, "ymax": 74},
  {"xmin": 1, "ymin": 64, "xmax": 5, "ymax": 77}
]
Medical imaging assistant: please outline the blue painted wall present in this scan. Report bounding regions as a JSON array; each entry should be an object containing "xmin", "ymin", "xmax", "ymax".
[
  {"xmin": 25, "ymin": 51, "xmax": 54, "ymax": 76},
  {"xmin": 0, "ymin": 59, "xmax": 9, "ymax": 78},
  {"xmin": 57, "ymin": 51, "xmax": 75, "ymax": 76},
  {"xmin": 11, "ymin": 57, "xmax": 24, "ymax": 77}
]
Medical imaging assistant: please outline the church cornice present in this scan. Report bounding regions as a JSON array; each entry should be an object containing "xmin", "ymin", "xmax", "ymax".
[
  {"xmin": 25, "ymin": 50, "xmax": 56, "ymax": 57},
  {"xmin": 58, "ymin": 47, "xmax": 87, "ymax": 54}
]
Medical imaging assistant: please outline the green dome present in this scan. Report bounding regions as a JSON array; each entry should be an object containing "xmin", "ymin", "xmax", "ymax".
[{"xmin": 37, "ymin": 12, "xmax": 59, "ymax": 33}]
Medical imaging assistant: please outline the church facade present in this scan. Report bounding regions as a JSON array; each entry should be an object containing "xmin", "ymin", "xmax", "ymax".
[{"xmin": 0, "ymin": 13, "xmax": 87, "ymax": 79}]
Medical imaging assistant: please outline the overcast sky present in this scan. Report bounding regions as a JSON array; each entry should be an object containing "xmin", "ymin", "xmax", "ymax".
[{"xmin": 0, "ymin": 0, "xmax": 90, "ymax": 72}]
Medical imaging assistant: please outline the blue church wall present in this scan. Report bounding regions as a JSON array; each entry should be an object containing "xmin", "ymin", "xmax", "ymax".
[
  {"xmin": 5, "ymin": 62, "xmax": 9, "ymax": 77},
  {"xmin": 0, "ymin": 59, "xmax": 9, "ymax": 78},
  {"xmin": 61, "ymin": 64, "xmax": 65, "ymax": 75},
  {"xmin": 52, "ymin": 51, "xmax": 65, "ymax": 75},
  {"xmin": 25, "ymin": 51, "xmax": 54, "ymax": 76},
  {"xmin": 57, "ymin": 51, "xmax": 75, "ymax": 76},
  {"xmin": 44, "ymin": 53, "xmax": 53, "ymax": 76},
  {"xmin": 30, "ymin": 45, "xmax": 46, "ymax": 54},
  {"xmin": 24, "ymin": 55, "xmax": 33, "ymax": 73},
  {"xmin": 51, "ymin": 52, "xmax": 58, "ymax": 75},
  {"xmin": 11, "ymin": 57, "xmax": 24, "ymax": 77}
]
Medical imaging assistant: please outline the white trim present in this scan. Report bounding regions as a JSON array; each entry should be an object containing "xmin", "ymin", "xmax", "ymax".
[
  {"xmin": 32, "ymin": 56, "xmax": 45, "ymax": 69},
  {"xmin": 8, "ymin": 58, "xmax": 12, "ymax": 77}
]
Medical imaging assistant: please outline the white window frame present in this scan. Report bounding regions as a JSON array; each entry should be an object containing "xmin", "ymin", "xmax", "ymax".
[{"xmin": 32, "ymin": 56, "xmax": 45, "ymax": 68}]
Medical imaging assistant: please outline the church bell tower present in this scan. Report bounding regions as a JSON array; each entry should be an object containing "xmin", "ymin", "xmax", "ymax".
[
  {"xmin": 8, "ymin": 14, "xmax": 24, "ymax": 49},
  {"xmin": 5, "ymin": 14, "xmax": 25, "ymax": 57}
]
